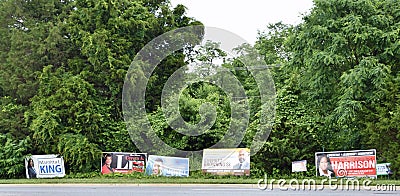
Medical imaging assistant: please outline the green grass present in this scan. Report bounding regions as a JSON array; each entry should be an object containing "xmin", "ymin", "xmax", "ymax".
[
  {"xmin": 0, "ymin": 171, "xmax": 257, "ymax": 184},
  {"xmin": 0, "ymin": 177, "xmax": 257, "ymax": 184},
  {"xmin": 1, "ymin": 173, "xmax": 399, "ymax": 185},
  {"xmin": 0, "ymin": 178, "xmax": 250, "ymax": 184}
]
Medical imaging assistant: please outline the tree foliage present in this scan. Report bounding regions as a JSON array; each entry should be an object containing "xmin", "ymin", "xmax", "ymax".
[
  {"xmin": 254, "ymin": 0, "xmax": 400, "ymax": 176},
  {"xmin": 0, "ymin": 0, "xmax": 198, "ymax": 176},
  {"xmin": 1, "ymin": 0, "xmax": 399, "ymax": 178},
  {"xmin": 0, "ymin": 134, "xmax": 29, "ymax": 178}
]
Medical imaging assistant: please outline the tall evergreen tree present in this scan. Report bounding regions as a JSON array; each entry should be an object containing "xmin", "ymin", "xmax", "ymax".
[{"xmin": 284, "ymin": 0, "xmax": 400, "ymax": 175}]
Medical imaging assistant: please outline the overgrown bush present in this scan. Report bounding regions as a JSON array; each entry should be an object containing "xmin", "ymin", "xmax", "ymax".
[{"xmin": 0, "ymin": 134, "xmax": 29, "ymax": 178}]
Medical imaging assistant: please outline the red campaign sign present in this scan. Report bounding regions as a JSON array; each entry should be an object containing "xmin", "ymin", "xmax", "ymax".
[
  {"xmin": 101, "ymin": 152, "xmax": 147, "ymax": 175},
  {"xmin": 329, "ymin": 155, "xmax": 376, "ymax": 177}
]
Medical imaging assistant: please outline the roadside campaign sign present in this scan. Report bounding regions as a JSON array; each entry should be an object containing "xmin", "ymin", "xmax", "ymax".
[
  {"xmin": 292, "ymin": 160, "xmax": 307, "ymax": 172},
  {"xmin": 202, "ymin": 148, "xmax": 250, "ymax": 176},
  {"xmin": 25, "ymin": 155, "xmax": 65, "ymax": 178},
  {"xmin": 101, "ymin": 152, "xmax": 147, "ymax": 174},
  {"xmin": 315, "ymin": 149, "xmax": 377, "ymax": 178},
  {"xmin": 145, "ymin": 155, "xmax": 189, "ymax": 177},
  {"xmin": 376, "ymin": 163, "xmax": 393, "ymax": 176}
]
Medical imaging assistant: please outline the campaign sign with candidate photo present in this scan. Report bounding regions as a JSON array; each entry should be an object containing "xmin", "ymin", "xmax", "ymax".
[
  {"xmin": 25, "ymin": 154, "xmax": 65, "ymax": 178},
  {"xmin": 315, "ymin": 149, "xmax": 377, "ymax": 178},
  {"xmin": 202, "ymin": 148, "xmax": 250, "ymax": 176},
  {"xmin": 101, "ymin": 152, "xmax": 147, "ymax": 174},
  {"xmin": 145, "ymin": 155, "xmax": 189, "ymax": 177}
]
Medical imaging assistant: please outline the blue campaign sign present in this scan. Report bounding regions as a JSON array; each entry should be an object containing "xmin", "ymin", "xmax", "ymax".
[
  {"xmin": 38, "ymin": 159, "xmax": 64, "ymax": 174},
  {"xmin": 376, "ymin": 163, "xmax": 393, "ymax": 176},
  {"xmin": 145, "ymin": 155, "xmax": 189, "ymax": 177}
]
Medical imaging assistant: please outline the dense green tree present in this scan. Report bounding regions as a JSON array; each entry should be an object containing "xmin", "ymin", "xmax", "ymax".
[
  {"xmin": 0, "ymin": 0, "xmax": 74, "ymax": 103},
  {"xmin": 0, "ymin": 0, "xmax": 198, "ymax": 175},
  {"xmin": 283, "ymin": 0, "xmax": 400, "ymax": 176},
  {"xmin": 251, "ymin": 23, "xmax": 319, "ymax": 175},
  {"xmin": 0, "ymin": 0, "xmax": 75, "ymax": 143}
]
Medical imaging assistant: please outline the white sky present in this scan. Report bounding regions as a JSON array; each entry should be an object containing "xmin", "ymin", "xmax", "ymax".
[{"xmin": 170, "ymin": 0, "xmax": 314, "ymax": 44}]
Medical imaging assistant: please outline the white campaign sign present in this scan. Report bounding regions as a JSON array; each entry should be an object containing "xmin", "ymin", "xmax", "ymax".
[{"xmin": 26, "ymin": 155, "xmax": 65, "ymax": 178}]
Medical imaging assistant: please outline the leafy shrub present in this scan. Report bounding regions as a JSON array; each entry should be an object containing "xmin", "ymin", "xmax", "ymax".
[{"xmin": 0, "ymin": 134, "xmax": 29, "ymax": 178}]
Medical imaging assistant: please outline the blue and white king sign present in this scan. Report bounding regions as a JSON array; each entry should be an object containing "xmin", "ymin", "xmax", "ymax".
[
  {"xmin": 26, "ymin": 155, "xmax": 66, "ymax": 178},
  {"xmin": 38, "ymin": 157, "xmax": 65, "ymax": 177}
]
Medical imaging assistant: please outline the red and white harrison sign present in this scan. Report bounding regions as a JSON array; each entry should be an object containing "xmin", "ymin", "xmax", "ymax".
[{"xmin": 315, "ymin": 149, "xmax": 377, "ymax": 178}]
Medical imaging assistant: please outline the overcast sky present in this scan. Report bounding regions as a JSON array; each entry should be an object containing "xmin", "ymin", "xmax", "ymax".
[{"xmin": 170, "ymin": 0, "xmax": 314, "ymax": 44}]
